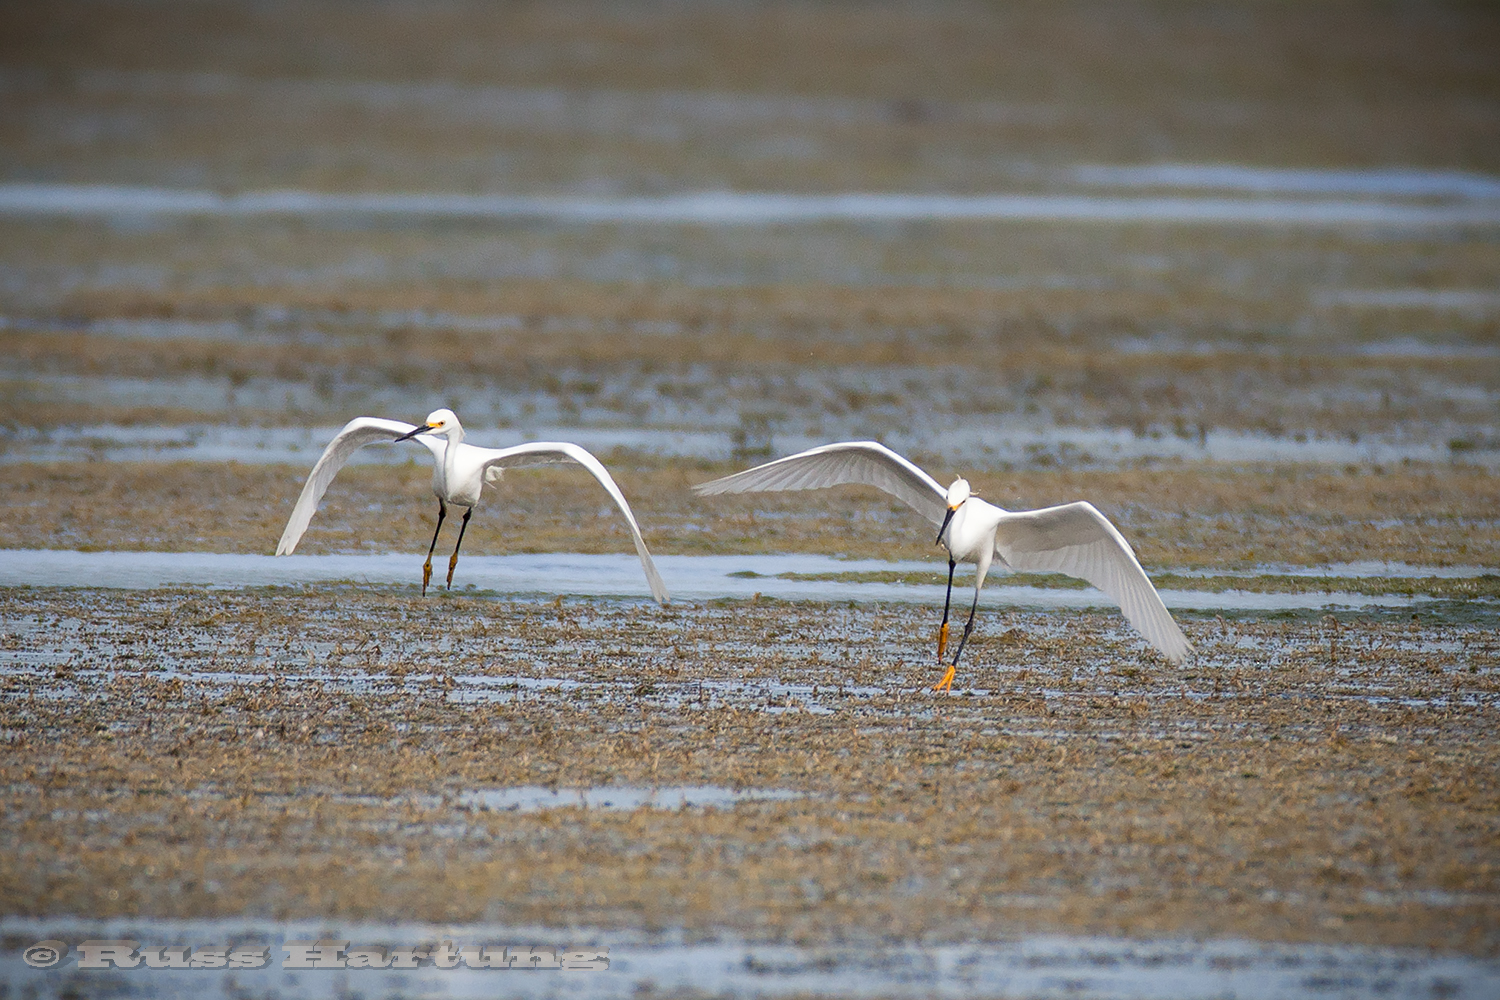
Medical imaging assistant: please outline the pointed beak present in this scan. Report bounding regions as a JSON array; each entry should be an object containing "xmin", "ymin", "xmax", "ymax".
[
  {"xmin": 394, "ymin": 423, "xmax": 431, "ymax": 442},
  {"xmin": 936, "ymin": 505, "xmax": 957, "ymax": 546}
]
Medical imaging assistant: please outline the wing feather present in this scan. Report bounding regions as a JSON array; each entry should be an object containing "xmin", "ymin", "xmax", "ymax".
[
  {"xmin": 994, "ymin": 502, "xmax": 1193, "ymax": 663},
  {"xmin": 276, "ymin": 417, "xmax": 438, "ymax": 555},
  {"xmin": 693, "ymin": 441, "xmax": 948, "ymax": 525},
  {"xmin": 474, "ymin": 441, "xmax": 670, "ymax": 604}
]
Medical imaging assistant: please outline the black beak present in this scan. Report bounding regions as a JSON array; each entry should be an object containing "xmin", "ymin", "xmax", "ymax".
[
  {"xmin": 394, "ymin": 424, "xmax": 428, "ymax": 442},
  {"xmin": 936, "ymin": 506, "xmax": 956, "ymax": 546}
]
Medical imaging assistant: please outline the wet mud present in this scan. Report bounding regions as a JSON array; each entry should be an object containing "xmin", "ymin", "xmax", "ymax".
[{"xmin": 2, "ymin": 586, "xmax": 1497, "ymax": 956}]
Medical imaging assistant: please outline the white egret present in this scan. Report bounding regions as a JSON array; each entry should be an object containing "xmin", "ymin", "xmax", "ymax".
[
  {"xmin": 694, "ymin": 441, "xmax": 1190, "ymax": 690},
  {"xmin": 276, "ymin": 408, "xmax": 669, "ymax": 603}
]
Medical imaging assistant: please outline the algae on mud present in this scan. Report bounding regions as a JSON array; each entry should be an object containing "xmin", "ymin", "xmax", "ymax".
[{"xmin": 1, "ymin": 586, "xmax": 1497, "ymax": 955}]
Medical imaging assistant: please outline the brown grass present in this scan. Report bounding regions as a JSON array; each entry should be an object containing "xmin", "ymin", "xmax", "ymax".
[
  {"xmin": 3, "ymin": 459, "xmax": 1497, "ymax": 569},
  {"xmin": 2, "ymin": 588, "xmax": 1495, "ymax": 952}
]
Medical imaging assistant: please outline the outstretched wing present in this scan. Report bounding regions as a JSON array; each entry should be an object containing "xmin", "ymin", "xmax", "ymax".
[
  {"xmin": 692, "ymin": 440, "xmax": 948, "ymax": 525},
  {"xmin": 474, "ymin": 441, "xmax": 670, "ymax": 605},
  {"xmin": 994, "ymin": 502, "xmax": 1193, "ymax": 663},
  {"xmin": 276, "ymin": 417, "xmax": 437, "ymax": 555}
]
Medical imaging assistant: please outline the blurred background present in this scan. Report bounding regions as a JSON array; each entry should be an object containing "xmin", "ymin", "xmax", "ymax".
[{"xmin": 0, "ymin": 1, "xmax": 1497, "ymax": 553}]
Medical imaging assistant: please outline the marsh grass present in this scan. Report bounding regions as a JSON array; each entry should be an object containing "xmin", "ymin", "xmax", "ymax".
[{"xmin": 4, "ymin": 460, "xmax": 1497, "ymax": 570}]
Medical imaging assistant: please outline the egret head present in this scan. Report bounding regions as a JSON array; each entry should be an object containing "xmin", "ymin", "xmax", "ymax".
[
  {"xmin": 423, "ymin": 408, "xmax": 461, "ymax": 435},
  {"xmin": 946, "ymin": 477, "xmax": 971, "ymax": 510},
  {"xmin": 395, "ymin": 408, "xmax": 463, "ymax": 443},
  {"xmin": 935, "ymin": 477, "xmax": 970, "ymax": 547}
]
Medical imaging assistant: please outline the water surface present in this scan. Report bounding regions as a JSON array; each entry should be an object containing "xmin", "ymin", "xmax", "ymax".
[
  {"xmin": 0, "ymin": 550, "xmax": 1441, "ymax": 612},
  {"xmin": 4, "ymin": 183, "xmax": 1498, "ymax": 227}
]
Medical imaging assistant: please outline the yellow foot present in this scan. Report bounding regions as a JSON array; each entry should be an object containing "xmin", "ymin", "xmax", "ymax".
[
  {"xmin": 446, "ymin": 553, "xmax": 459, "ymax": 589},
  {"xmin": 937, "ymin": 621, "xmax": 950, "ymax": 661},
  {"xmin": 932, "ymin": 664, "xmax": 956, "ymax": 693},
  {"xmin": 421, "ymin": 559, "xmax": 433, "ymax": 596}
]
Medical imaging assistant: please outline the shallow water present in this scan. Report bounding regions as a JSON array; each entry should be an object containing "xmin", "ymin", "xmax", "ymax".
[
  {"xmin": 5, "ymin": 182, "xmax": 1500, "ymax": 228},
  {"xmin": 5, "ymin": 418, "xmax": 1491, "ymax": 469},
  {"xmin": 1175, "ymin": 561, "xmax": 1496, "ymax": 580},
  {"xmin": 2, "ymin": 917, "xmax": 1496, "ymax": 999},
  {"xmin": 0, "ymin": 550, "xmax": 1439, "ymax": 612},
  {"xmin": 0, "ymin": 419, "xmax": 738, "ymax": 464},
  {"xmin": 1311, "ymin": 288, "xmax": 1500, "ymax": 314},
  {"xmin": 1070, "ymin": 163, "xmax": 1500, "ymax": 199},
  {"xmin": 23, "ymin": 308, "xmax": 1500, "ymax": 348}
]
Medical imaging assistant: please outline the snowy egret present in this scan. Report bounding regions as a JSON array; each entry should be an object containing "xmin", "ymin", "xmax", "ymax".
[
  {"xmin": 276, "ymin": 408, "xmax": 669, "ymax": 603},
  {"xmin": 694, "ymin": 441, "xmax": 1190, "ymax": 690}
]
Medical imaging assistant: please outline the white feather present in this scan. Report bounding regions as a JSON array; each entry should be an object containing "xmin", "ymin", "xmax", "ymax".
[
  {"xmin": 696, "ymin": 440, "xmax": 1191, "ymax": 663},
  {"xmin": 276, "ymin": 417, "xmax": 438, "ymax": 556},
  {"xmin": 470, "ymin": 441, "xmax": 669, "ymax": 605},
  {"xmin": 693, "ymin": 440, "xmax": 948, "ymax": 525},
  {"xmin": 994, "ymin": 503, "xmax": 1192, "ymax": 663},
  {"xmin": 276, "ymin": 414, "xmax": 668, "ymax": 604}
]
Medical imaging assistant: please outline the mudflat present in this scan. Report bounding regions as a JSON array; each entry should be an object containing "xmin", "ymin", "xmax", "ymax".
[{"xmin": 2, "ymin": 586, "xmax": 1496, "ymax": 954}]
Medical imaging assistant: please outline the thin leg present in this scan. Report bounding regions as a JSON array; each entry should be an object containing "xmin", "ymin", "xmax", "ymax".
[
  {"xmin": 949, "ymin": 589, "xmax": 982, "ymax": 667},
  {"xmin": 937, "ymin": 557, "xmax": 956, "ymax": 660},
  {"xmin": 935, "ymin": 587, "xmax": 981, "ymax": 694},
  {"xmin": 422, "ymin": 499, "xmax": 447, "ymax": 596},
  {"xmin": 933, "ymin": 558, "xmax": 957, "ymax": 692},
  {"xmin": 446, "ymin": 506, "xmax": 473, "ymax": 590}
]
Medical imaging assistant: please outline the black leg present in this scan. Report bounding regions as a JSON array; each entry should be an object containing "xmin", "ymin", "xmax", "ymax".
[
  {"xmin": 949, "ymin": 587, "xmax": 982, "ymax": 667},
  {"xmin": 937, "ymin": 557, "xmax": 956, "ymax": 661},
  {"xmin": 422, "ymin": 499, "xmax": 447, "ymax": 596},
  {"xmin": 933, "ymin": 557, "xmax": 960, "ymax": 691},
  {"xmin": 446, "ymin": 506, "xmax": 473, "ymax": 589}
]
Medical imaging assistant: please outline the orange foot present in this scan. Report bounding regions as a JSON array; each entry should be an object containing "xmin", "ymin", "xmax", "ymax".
[
  {"xmin": 446, "ymin": 552, "xmax": 460, "ymax": 589},
  {"xmin": 937, "ymin": 621, "xmax": 950, "ymax": 661},
  {"xmin": 932, "ymin": 664, "xmax": 956, "ymax": 693},
  {"xmin": 421, "ymin": 558, "xmax": 433, "ymax": 596}
]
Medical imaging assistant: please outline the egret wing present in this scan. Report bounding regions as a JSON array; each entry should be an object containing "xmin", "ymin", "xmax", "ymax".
[
  {"xmin": 994, "ymin": 502, "xmax": 1193, "ymax": 663},
  {"xmin": 474, "ymin": 441, "xmax": 670, "ymax": 605},
  {"xmin": 276, "ymin": 417, "xmax": 432, "ymax": 555},
  {"xmin": 693, "ymin": 441, "xmax": 948, "ymax": 525}
]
